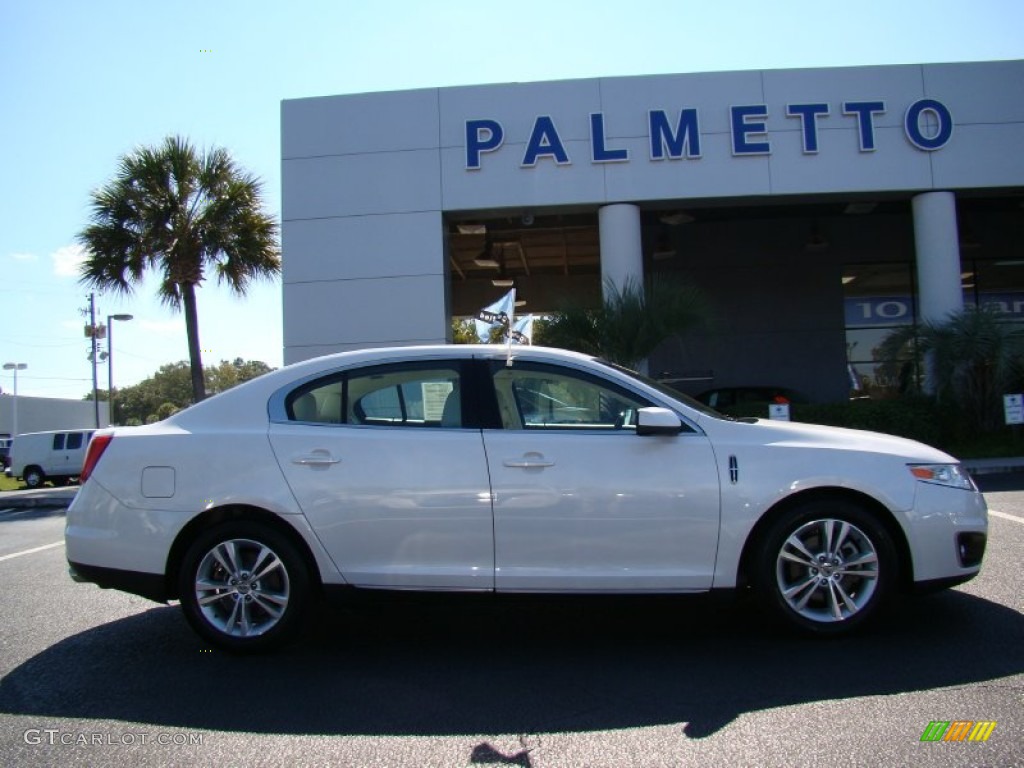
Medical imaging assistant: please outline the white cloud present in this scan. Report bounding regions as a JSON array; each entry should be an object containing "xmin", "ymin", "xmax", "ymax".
[
  {"xmin": 51, "ymin": 244, "xmax": 88, "ymax": 277},
  {"xmin": 11, "ymin": 252, "xmax": 37, "ymax": 261}
]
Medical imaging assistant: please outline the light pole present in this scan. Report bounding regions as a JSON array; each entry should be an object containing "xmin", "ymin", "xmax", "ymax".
[
  {"xmin": 3, "ymin": 362, "xmax": 27, "ymax": 437},
  {"xmin": 89, "ymin": 293, "xmax": 99, "ymax": 428},
  {"xmin": 107, "ymin": 314, "xmax": 133, "ymax": 425}
]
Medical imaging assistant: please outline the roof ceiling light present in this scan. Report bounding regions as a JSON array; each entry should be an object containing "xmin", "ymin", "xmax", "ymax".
[
  {"xmin": 473, "ymin": 241, "xmax": 500, "ymax": 268},
  {"xmin": 844, "ymin": 202, "xmax": 878, "ymax": 215},
  {"xmin": 659, "ymin": 211, "xmax": 695, "ymax": 226},
  {"xmin": 491, "ymin": 245, "xmax": 514, "ymax": 286},
  {"xmin": 474, "ymin": 255, "xmax": 500, "ymax": 268}
]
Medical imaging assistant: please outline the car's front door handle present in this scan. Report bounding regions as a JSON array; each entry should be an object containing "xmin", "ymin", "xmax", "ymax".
[
  {"xmin": 292, "ymin": 452, "xmax": 341, "ymax": 467},
  {"xmin": 503, "ymin": 453, "xmax": 555, "ymax": 469}
]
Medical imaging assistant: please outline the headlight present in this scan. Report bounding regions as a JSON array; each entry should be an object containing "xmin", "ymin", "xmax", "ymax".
[{"xmin": 909, "ymin": 463, "xmax": 976, "ymax": 491}]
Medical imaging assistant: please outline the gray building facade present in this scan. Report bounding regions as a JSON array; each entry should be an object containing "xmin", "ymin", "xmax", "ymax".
[{"xmin": 281, "ymin": 60, "xmax": 1024, "ymax": 402}]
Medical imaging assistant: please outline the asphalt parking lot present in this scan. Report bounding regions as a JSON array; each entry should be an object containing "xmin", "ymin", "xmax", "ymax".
[{"xmin": 0, "ymin": 481, "xmax": 1021, "ymax": 767}]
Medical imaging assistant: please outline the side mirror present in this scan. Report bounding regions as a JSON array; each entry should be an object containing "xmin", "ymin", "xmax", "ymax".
[{"xmin": 636, "ymin": 407, "xmax": 683, "ymax": 436}]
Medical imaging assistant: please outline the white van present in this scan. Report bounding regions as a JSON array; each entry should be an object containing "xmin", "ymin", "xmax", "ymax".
[{"xmin": 9, "ymin": 429, "xmax": 96, "ymax": 488}]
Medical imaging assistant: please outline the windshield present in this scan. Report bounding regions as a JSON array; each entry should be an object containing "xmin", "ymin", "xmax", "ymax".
[{"xmin": 597, "ymin": 360, "xmax": 738, "ymax": 421}]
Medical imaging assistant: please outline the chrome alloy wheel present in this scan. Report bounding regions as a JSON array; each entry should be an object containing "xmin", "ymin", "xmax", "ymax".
[
  {"xmin": 193, "ymin": 538, "xmax": 291, "ymax": 638},
  {"xmin": 775, "ymin": 518, "xmax": 880, "ymax": 623}
]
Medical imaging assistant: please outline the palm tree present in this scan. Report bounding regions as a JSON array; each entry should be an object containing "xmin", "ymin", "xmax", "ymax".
[
  {"xmin": 78, "ymin": 136, "xmax": 280, "ymax": 403},
  {"xmin": 878, "ymin": 305, "xmax": 1024, "ymax": 430},
  {"xmin": 537, "ymin": 275, "xmax": 710, "ymax": 370}
]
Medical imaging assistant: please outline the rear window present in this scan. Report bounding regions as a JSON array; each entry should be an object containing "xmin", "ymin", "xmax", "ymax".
[{"xmin": 285, "ymin": 363, "xmax": 462, "ymax": 428}]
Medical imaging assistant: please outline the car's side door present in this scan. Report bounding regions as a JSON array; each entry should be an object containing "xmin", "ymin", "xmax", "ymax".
[
  {"xmin": 50, "ymin": 432, "xmax": 75, "ymax": 476},
  {"xmin": 481, "ymin": 360, "xmax": 721, "ymax": 591},
  {"xmin": 268, "ymin": 359, "xmax": 495, "ymax": 590}
]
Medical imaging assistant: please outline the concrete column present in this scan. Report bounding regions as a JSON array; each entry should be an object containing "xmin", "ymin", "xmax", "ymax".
[
  {"xmin": 913, "ymin": 191, "xmax": 963, "ymax": 325},
  {"xmin": 599, "ymin": 203, "xmax": 644, "ymax": 296},
  {"xmin": 912, "ymin": 191, "xmax": 963, "ymax": 393}
]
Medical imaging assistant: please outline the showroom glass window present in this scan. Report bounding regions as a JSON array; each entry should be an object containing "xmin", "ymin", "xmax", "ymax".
[
  {"xmin": 843, "ymin": 263, "xmax": 917, "ymax": 398},
  {"xmin": 286, "ymin": 364, "xmax": 462, "ymax": 428},
  {"xmin": 969, "ymin": 259, "xmax": 1024, "ymax": 326},
  {"xmin": 844, "ymin": 254, "xmax": 1024, "ymax": 397}
]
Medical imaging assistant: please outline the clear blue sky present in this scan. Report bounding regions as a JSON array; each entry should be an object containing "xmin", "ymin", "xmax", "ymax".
[{"xmin": 2, "ymin": 0, "xmax": 1022, "ymax": 399}]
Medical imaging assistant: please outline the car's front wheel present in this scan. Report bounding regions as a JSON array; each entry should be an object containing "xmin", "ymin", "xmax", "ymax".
[
  {"xmin": 178, "ymin": 521, "xmax": 310, "ymax": 652},
  {"xmin": 754, "ymin": 500, "xmax": 897, "ymax": 634}
]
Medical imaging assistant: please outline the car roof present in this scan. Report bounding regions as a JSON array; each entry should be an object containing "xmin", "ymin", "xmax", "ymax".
[
  {"xmin": 12, "ymin": 428, "xmax": 95, "ymax": 437},
  {"xmin": 269, "ymin": 344, "xmax": 601, "ymax": 385},
  {"xmin": 164, "ymin": 345, "xmax": 604, "ymax": 430}
]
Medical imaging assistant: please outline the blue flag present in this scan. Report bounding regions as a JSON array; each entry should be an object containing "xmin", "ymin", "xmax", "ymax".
[{"xmin": 475, "ymin": 289, "xmax": 515, "ymax": 342}]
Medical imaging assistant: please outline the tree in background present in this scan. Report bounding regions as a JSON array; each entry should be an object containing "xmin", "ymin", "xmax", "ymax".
[
  {"xmin": 207, "ymin": 358, "xmax": 275, "ymax": 393},
  {"xmin": 89, "ymin": 358, "xmax": 273, "ymax": 425},
  {"xmin": 78, "ymin": 135, "xmax": 280, "ymax": 404},
  {"xmin": 451, "ymin": 318, "xmax": 480, "ymax": 344},
  {"xmin": 878, "ymin": 305, "xmax": 1024, "ymax": 431},
  {"xmin": 536, "ymin": 276, "xmax": 710, "ymax": 370},
  {"xmin": 451, "ymin": 318, "xmax": 507, "ymax": 344}
]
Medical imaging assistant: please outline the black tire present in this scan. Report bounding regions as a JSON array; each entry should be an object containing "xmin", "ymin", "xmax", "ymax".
[
  {"xmin": 178, "ymin": 521, "xmax": 310, "ymax": 653},
  {"xmin": 753, "ymin": 499, "xmax": 897, "ymax": 635},
  {"xmin": 23, "ymin": 467, "xmax": 44, "ymax": 489}
]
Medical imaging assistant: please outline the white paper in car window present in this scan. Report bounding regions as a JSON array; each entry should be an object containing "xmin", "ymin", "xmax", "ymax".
[{"xmin": 421, "ymin": 381, "xmax": 454, "ymax": 422}]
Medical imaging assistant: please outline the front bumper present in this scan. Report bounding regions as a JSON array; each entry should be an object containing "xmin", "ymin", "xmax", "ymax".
[{"xmin": 906, "ymin": 480, "xmax": 988, "ymax": 583}]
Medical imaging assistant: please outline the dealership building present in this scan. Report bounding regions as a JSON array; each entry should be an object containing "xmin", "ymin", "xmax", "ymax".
[{"xmin": 280, "ymin": 60, "xmax": 1024, "ymax": 402}]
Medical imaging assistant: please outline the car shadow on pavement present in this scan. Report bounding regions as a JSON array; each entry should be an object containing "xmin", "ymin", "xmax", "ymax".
[{"xmin": 1, "ymin": 589, "xmax": 1022, "ymax": 740}]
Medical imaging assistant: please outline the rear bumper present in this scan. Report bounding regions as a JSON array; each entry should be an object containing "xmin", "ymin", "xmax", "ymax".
[{"xmin": 68, "ymin": 561, "xmax": 168, "ymax": 604}]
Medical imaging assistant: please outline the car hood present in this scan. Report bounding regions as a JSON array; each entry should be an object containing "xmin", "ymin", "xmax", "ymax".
[{"xmin": 714, "ymin": 417, "xmax": 957, "ymax": 464}]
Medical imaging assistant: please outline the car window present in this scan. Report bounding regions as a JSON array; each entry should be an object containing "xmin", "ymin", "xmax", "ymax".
[
  {"xmin": 66, "ymin": 433, "xmax": 84, "ymax": 450},
  {"xmin": 285, "ymin": 364, "xmax": 463, "ymax": 428},
  {"xmin": 52, "ymin": 434, "xmax": 66, "ymax": 450},
  {"xmin": 349, "ymin": 368, "xmax": 459, "ymax": 427},
  {"xmin": 289, "ymin": 377, "xmax": 344, "ymax": 423},
  {"xmin": 492, "ymin": 363, "xmax": 650, "ymax": 431}
]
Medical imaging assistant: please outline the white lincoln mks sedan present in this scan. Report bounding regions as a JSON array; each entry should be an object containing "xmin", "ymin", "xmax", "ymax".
[{"xmin": 66, "ymin": 345, "xmax": 988, "ymax": 651}]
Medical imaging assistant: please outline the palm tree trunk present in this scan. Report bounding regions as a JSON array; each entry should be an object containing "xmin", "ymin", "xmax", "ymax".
[{"xmin": 181, "ymin": 281, "xmax": 207, "ymax": 402}]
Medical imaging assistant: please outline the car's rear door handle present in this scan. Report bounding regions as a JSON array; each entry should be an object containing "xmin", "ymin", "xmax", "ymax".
[{"xmin": 503, "ymin": 453, "xmax": 555, "ymax": 468}]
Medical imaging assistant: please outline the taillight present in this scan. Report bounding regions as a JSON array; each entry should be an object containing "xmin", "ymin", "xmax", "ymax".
[{"xmin": 80, "ymin": 433, "xmax": 113, "ymax": 484}]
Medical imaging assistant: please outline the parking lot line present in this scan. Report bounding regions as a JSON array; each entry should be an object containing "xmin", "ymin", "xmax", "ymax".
[
  {"xmin": 989, "ymin": 509, "xmax": 1024, "ymax": 525},
  {"xmin": 0, "ymin": 541, "xmax": 64, "ymax": 563},
  {"xmin": 0, "ymin": 507, "xmax": 40, "ymax": 518}
]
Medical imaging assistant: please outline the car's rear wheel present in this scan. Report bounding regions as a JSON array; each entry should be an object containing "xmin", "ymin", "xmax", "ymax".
[
  {"xmin": 23, "ymin": 466, "xmax": 44, "ymax": 489},
  {"xmin": 754, "ymin": 500, "xmax": 896, "ymax": 634},
  {"xmin": 178, "ymin": 521, "xmax": 309, "ymax": 653}
]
